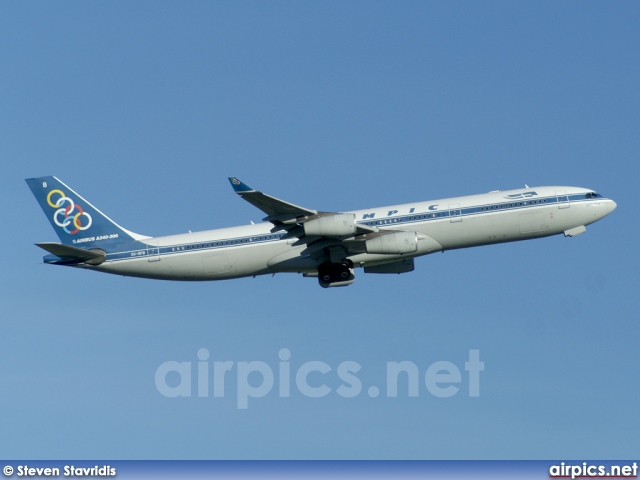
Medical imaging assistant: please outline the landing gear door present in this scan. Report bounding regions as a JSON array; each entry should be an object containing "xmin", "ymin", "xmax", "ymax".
[
  {"xmin": 449, "ymin": 203, "xmax": 462, "ymax": 223},
  {"xmin": 147, "ymin": 242, "xmax": 160, "ymax": 262},
  {"xmin": 556, "ymin": 190, "xmax": 570, "ymax": 209}
]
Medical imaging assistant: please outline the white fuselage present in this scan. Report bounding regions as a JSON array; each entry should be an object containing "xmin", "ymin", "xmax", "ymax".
[{"xmin": 84, "ymin": 186, "xmax": 616, "ymax": 281}]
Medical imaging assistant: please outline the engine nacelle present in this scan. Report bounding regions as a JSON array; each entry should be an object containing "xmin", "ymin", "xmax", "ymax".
[
  {"xmin": 365, "ymin": 231, "xmax": 418, "ymax": 254},
  {"xmin": 304, "ymin": 213, "xmax": 357, "ymax": 237}
]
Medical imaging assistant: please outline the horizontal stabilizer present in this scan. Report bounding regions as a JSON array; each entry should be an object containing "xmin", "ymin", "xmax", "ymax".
[{"xmin": 36, "ymin": 242, "xmax": 106, "ymax": 265}]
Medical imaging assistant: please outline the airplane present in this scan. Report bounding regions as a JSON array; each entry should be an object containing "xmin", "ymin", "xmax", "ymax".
[{"xmin": 25, "ymin": 176, "xmax": 616, "ymax": 288}]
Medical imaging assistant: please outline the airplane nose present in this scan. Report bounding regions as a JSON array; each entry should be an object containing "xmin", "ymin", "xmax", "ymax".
[{"xmin": 608, "ymin": 200, "xmax": 617, "ymax": 213}]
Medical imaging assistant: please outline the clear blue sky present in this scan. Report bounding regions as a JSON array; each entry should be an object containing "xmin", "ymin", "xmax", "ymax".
[{"xmin": 1, "ymin": 1, "xmax": 638, "ymax": 459}]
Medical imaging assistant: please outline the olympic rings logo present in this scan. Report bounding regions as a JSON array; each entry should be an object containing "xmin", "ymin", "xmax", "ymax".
[{"xmin": 46, "ymin": 189, "xmax": 93, "ymax": 235}]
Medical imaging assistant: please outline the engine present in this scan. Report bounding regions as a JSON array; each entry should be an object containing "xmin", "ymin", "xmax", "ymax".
[
  {"xmin": 303, "ymin": 213, "xmax": 357, "ymax": 237},
  {"xmin": 365, "ymin": 231, "xmax": 418, "ymax": 254}
]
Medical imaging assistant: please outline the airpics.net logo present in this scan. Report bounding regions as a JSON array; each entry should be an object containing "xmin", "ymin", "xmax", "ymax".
[{"xmin": 155, "ymin": 349, "xmax": 484, "ymax": 409}]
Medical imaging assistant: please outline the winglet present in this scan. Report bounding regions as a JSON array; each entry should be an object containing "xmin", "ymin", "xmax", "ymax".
[{"xmin": 228, "ymin": 177, "xmax": 254, "ymax": 193}]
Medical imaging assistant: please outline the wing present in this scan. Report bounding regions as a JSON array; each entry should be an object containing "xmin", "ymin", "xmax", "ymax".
[
  {"xmin": 228, "ymin": 177, "xmax": 317, "ymax": 222},
  {"xmin": 227, "ymin": 177, "xmax": 443, "ymax": 277},
  {"xmin": 228, "ymin": 177, "xmax": 381, "ymax": 253}
]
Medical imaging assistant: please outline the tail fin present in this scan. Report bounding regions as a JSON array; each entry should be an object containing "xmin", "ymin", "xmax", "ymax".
[{"xmin": 25, "ymin": 176, "xmax": 147, "ymax": 248}]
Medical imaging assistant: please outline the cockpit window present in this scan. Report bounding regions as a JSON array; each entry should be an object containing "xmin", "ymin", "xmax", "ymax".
[{"xmin": 585, "ymin": 192, "xmax": 603, "ymax": 199}]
